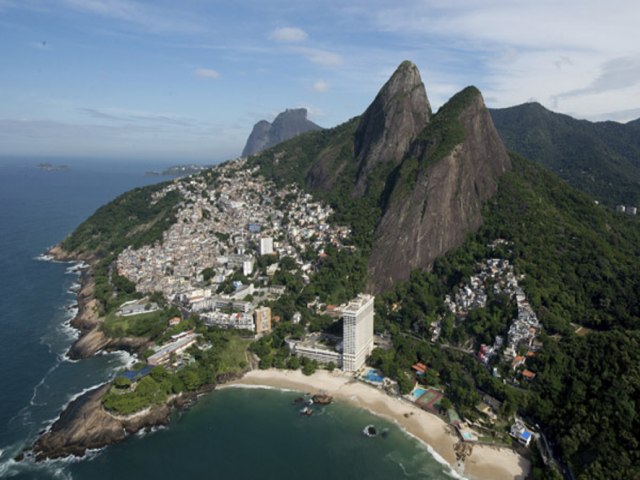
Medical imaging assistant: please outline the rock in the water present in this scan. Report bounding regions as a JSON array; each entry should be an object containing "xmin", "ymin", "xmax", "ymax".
[{"xmin": 311, "ymin": 393, "xmax": 333, "ymax": 405}]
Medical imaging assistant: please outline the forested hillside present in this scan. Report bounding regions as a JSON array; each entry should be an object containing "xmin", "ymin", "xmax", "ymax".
[
  {"xmin": 491, "ymin": 103, "xmax": 640, "ymax": 207},
  {"xmin": 378, "ymin": 155, "xmax": 640, "ymax": 479}
]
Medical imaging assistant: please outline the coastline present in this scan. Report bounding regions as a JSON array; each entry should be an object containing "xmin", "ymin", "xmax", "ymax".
[
  {"xmin": 225, "ymin": 369, "xmax": 530, "ymax": 480},
  {"xmin": 35, "ymin": 245, "xmax": 529, "ymax": 479},
  {"xmin": 46, "ymin": 245, "xmax": 150, "ymax": 360}
]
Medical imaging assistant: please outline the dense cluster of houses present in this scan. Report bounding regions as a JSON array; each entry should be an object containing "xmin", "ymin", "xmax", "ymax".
[
  {"xmin": 115, "ymin": 158, "xmax": 352, "ymax": 335},
  {"xmin": 444, "ymin": 253, "xmax": 542, "ymax": 374}
]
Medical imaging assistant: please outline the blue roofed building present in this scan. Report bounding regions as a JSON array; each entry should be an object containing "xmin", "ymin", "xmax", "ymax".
[{"xmin": 510, "ymin": 420, "xmax": 534, "ymax": 447}]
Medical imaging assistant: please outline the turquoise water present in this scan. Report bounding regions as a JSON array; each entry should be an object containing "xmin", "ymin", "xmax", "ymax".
[
  {"xmin": 411, "ymin": 387, "xmax": 428, "ymax": 401},
  {"xmin": 364, "ymin": 369, "xmax": 385, "ymax": 384},
  {"xmin": 0, "ymin": 159, "xmax": 454, "ymax": 479}
]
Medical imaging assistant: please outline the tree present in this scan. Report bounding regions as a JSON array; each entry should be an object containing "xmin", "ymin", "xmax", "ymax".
[
  {"xmin": 302, "ymin": 359, "xmax": 317, "ymax": 376},
  {"xmin": 114, "ymin": 376, "xmax": 133, "ymax": 389},
  {"xmin": 440, "ymin": 397, "xmax": 453, "ymax": 412},
  {"xmin": 287, "ymin": 356, "xmax": 301, "ymax": 370}
]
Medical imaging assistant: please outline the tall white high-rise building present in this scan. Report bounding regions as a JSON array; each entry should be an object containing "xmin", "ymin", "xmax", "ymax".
[
  {"xmin": 341, "ymin": 294, "xmax": 375, "ymax": 372},
  {"xmin": 259, "ymin": 237, "xmax": 274, "ymax": 256}
]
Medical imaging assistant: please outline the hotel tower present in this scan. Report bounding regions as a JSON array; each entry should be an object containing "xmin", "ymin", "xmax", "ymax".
[{"xmin": 341, "ymin": 294, "xmax": 375, "ymax": 372}]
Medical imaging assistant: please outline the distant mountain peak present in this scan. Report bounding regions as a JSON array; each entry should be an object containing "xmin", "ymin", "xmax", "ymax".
[
  {"xmin": 241, "ymin": 108, "xmax": 322, "ymax": 158},
  {"xmin": 490, "ymin": 103, "xmax": 640, "ymax": 207}
]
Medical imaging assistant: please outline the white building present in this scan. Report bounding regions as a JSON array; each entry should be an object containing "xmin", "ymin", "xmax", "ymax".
[
  {"xmin": 341, "ymin": 294, "xmax": 375, "ymax": 372},
  {"xmin": 287, "ymin": 339, "xmax": 342, "ymax": 367},
  {"xmin": 259, "ymin": 237, "xmax": 274, "ymax": 256}
]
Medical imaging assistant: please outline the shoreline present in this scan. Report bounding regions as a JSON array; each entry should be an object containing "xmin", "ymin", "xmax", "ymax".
[
  {"xmin": 35, "ymin": 246, "xmax": 530, "ymax": 479},
  {"xmin": 225, "ymin": 369, "xmax": 530, "ymax": 480}
]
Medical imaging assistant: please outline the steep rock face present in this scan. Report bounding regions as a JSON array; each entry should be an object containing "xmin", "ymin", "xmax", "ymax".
[
  {"xmin": 353, "ymin": 60, "xmax": 431, "ymax": 195},
  {"xmin": 242, "ymin": 120, "xmax": 273, "ymax": 158},
  {"xmin": 367, "ymin": 88, "xmax": 511, "ymax": 293},
  {"xmin": 242, "ymin": 109, "xmax": 321, "ymax": 157}
]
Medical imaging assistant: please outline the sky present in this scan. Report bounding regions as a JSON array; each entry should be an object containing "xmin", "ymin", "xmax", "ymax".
[{"xmin": 1, "ymin": 0, "xmax": 639, "ymax": 163}]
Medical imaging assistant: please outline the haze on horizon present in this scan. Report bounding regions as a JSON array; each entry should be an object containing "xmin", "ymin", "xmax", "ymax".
[{"xmin": 1, "ymin": 0, "xmax": 639, "ymax": 162}]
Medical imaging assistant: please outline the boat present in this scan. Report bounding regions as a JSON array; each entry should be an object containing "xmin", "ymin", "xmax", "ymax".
[{"xmin": 362, "ymin": 424, "xmax": 377, "ymax": 437}]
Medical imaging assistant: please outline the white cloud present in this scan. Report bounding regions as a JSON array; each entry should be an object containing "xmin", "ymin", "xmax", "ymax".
[
  {"xmin": 194, "ymin": 68, "xmax": 220, "ymax": 79},
  {"xmin": 312, "ymin": 80, "xmax": 329, "ymax": 93},
  {"xmin": 347, "ymin": 0, "xmax": 640, "ymax": 119},
  {"xmin": 293, "ymin": 47, "xmax": 343, "ymax": 67},
  {"xmin": 269, "ymin": 27, "xmax": 308, "ymax": 43}
]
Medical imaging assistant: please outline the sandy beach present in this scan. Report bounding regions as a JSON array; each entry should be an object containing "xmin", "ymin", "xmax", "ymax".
[{"xmin": 226, "ymin": 369, "xmax": 530, "ymax": 480}]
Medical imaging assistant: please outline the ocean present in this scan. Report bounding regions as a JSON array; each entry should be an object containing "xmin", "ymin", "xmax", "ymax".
[{"xmin": 0, "ymin": 158, "xmax": 454, "ymax": 479}]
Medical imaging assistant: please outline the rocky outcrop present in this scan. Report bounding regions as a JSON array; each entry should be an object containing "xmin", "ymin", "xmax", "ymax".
[
  {"xmin": 367, "ymin": 88, "xmax": 511, "ymax": 293},
  {"xmin": 242, "ymin": 120, "xmax": 271, "ymax": 157},
  {"xmin": 353, "ymin": 60, "xmax": 431, "ymax": 195},
  {"xmin": 47, "ymin": 244, "xmax": 150, "ymax": 359},
  {"xmin": 32, "ymin": 385, "xmax": 172, "ymax": 460},
  {"xmin": 312, "ymin": 393, "xmax": 333, "ymax": 405},
  {"xmin": 67, "ymin": 327, "xmax": 150, "ymax": 359},
  {"xmin": 242, "ymin": 108, "xmax": 322, "ymax": 157}
]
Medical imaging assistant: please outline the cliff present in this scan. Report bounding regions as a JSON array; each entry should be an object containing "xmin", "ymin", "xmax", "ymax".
[
  {"xmin": 367, "ymin": 88, "xmax": 511, "ymax": 293},
  {"xmin": 353, "ymin": 60, "xmax": 431, "ymax": 195},
  {"xmin": 249, "ymin": 63, "xmax": 511, "ymax": 294},
  {"xmin": 242, "ymin": 108, "xmax": 322, "ymax": 157}
]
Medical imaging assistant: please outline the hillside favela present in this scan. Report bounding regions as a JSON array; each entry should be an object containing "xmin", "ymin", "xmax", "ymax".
[{"xmin": 1, "ymin": 2, "xmax": 639, "ymax": 480}]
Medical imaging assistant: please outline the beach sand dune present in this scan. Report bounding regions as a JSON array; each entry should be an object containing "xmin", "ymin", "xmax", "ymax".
[{"xmin": 226, "ymin": 369, "xmax": 530, "ymax": 480}]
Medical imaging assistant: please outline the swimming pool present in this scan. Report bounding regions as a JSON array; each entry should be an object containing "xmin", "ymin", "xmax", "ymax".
[
  {"xmin": 364, "ymin": 369, "xmax": 385, "ymax": 384},
  {"xmin": 410, "ymin": 387, "xmax": 427, "ymax": 401}
]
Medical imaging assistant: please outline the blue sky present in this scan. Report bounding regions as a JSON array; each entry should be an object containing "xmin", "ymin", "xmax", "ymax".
[{"xmin": 1, "ymin": 0, "xmax": 639, "ymax": 163}]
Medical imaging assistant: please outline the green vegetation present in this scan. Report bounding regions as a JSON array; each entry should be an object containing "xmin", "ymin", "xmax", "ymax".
[
  {"xmin": 103, "ymin": 371, "xmax": 171, "ymax": 415},
  {"xmin": 250, "ymin": 322, "xmax": 303, "ymax": 369},
  {"xmin": 249, "ymin": 116, "xmax": 360, "ymax": 188},
  {"xmin": 485, "ymin": 155, "xmax": 640, "ymax": 331},
  {"xmin": 375, "ymin": 154, "xmax": 640, "ymax": 478},
  {"xmin": 103, "ymin": 329, "xmax": 250, "ymax": 415},
  {"xmin": 491, "ymin": 101, "xmax": 640, "ymax": 207},
  {"xmin": 102, "ymin": 307, "xmax": 181, "ymax": 339},
  {"xmin": 62, "ymin": 182, "xmax": 181, "ymax": 257},
  {"xmin": 418, "ymin": 86, "xmax": 479, "ymax": 166}
]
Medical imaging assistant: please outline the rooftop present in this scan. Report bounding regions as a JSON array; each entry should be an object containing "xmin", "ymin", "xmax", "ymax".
[{"xmin": 342, "ymin": 294, "xmax": 374, "ymax": 316}]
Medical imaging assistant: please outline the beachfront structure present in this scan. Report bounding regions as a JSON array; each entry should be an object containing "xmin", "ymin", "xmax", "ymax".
[
  {"xmin": 286, "ymin": 334, "xmax": 343, "ymax": 367},
  {"xmin": 341, "ymin": 294, "xmax": 375, "ymax": 372},
  {"xmin": 148, "ymin": 333, "xmax": 198, "ymax": 366},
  {"xmin": 255, "ymin": 306, "xmax": 272, "ymax": 335}
]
